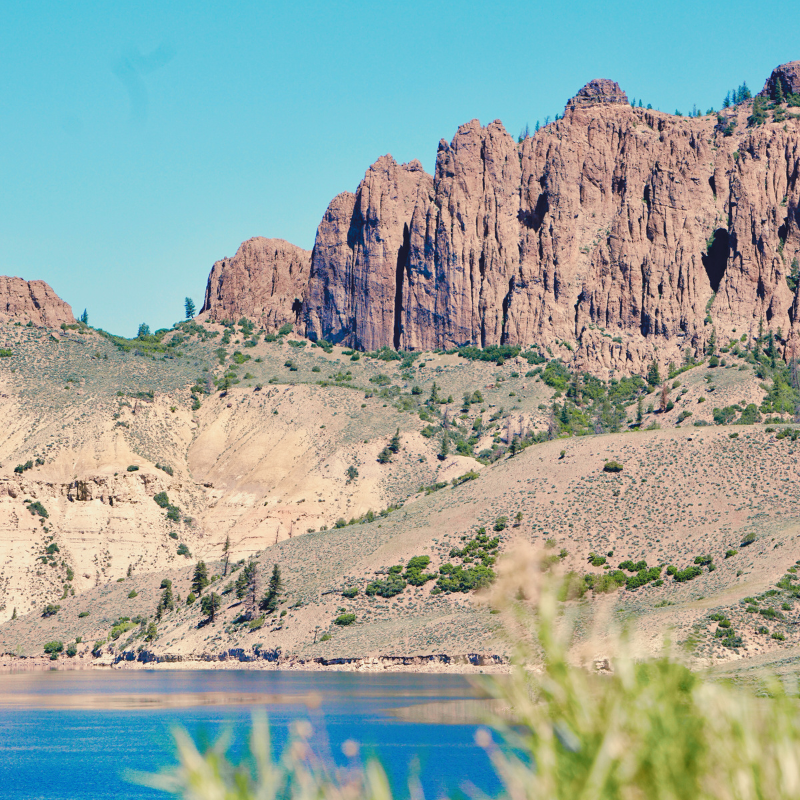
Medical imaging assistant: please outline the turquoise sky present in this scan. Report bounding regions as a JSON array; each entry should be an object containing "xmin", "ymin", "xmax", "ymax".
[{"xmin": 0, "ymin": 0, "xmax": 795, "ymax": 336}]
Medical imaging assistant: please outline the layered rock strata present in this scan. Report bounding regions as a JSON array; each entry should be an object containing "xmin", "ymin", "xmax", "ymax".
[{"xmin": 0, "ymin": 276, "xmax": 75, "ymax": 327}]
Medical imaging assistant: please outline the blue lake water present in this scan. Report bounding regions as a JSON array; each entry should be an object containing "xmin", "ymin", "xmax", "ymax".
[{"xmin": 0, "ymin": 670, "xmax": 501, "ymax": 799}]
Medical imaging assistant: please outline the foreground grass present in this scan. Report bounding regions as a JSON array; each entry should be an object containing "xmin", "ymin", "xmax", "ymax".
[{"xmin": 139, "ymin": 547, "xmax": 800, "ymax": 800}]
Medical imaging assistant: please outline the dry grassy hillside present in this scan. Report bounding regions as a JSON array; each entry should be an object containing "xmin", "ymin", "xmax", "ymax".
[{"xmin": 1, "ymin": 317, "xmax": 799, "ymax": 674}]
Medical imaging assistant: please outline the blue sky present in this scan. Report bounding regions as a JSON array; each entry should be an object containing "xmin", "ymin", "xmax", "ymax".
[{"xmin": 0, "ymin": 0, "xmax": 795, "ymax": 336}]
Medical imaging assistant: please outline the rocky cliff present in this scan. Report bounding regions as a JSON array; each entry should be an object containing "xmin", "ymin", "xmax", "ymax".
[
  {"xmin": 204, "ymin": 62, "xmax": 800, "ymax": 374},
  {"xmin": 199, "ymin": 237, "xmax": 310, "ymax": 331},
  {"xmin": 0, "ymin": 276, "xmax": 75, "ymax": 327}
]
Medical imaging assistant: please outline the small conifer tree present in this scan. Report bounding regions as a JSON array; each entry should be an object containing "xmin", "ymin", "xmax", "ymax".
[{"xmin": 191, "ymin": 561, "xmax": 209, "ymax": 595}]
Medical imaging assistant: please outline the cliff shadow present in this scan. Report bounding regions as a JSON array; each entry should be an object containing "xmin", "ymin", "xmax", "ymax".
[
  {"xmin": 393, "ymin": 224, "xmax": 410, "ymax": 349},
  {"xmin": 702, "ymin": 228, "xmax": 729, "ymax": 294}
]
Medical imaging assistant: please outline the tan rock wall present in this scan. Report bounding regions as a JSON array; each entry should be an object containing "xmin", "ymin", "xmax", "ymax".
[
  {"xmin": 199, "ymin": 237, "xmax": 310, "ymax": 331},
  {"xmin": 0, "ymin": 277, "xmax": 75, "ymax": 327}
]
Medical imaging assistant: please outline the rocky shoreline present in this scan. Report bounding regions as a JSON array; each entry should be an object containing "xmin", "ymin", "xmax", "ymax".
[{"xmin": 0, "ymin": 650, "xmax": 509, "ymax": 674}]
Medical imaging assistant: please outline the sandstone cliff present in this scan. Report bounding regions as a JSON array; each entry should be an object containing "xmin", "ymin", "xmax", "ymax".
[
  {"xmin": 0, "ymin": 276, "xmax": 75, "ymax": 327},
  {"xmin": 204, "ymin": 62, "xmax": 800, "ymax": 374},
  {"xmin": 199, "ymin": 237, "xmax": 310, "ymax": 331}
]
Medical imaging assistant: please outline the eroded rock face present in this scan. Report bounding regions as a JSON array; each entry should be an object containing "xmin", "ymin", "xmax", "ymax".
[
  {"xmin": 219, "ymin": 66, "xmax": 800, "ymax": 374},
  {"xmin": 0, "ymin": 277, "xmax": 75, "ymax": 327},
  {"xmin": 304, "ymin": 156, "xmax": 434, "ymax": 349},
  {"xmin": 199, "ymin": 238, "xmax": 310, "ymax": 331},
  {"xmin": 566, "ymin": 78, "xmax": 629, "ymax": 109},
  {"xmin": 760, "ymin": 61, "xmax": 800, "ymax": 97}
]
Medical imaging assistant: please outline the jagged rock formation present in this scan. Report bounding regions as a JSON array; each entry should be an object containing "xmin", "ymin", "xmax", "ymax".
[
  {"xmin": 199, "ymin": 237, "xmax": 310, "ymax": 331},
  {"xmin": 205, "ymin": 62, "xmax": 800, "ymax": 374},
  {"xmin": 566, "ymin": 78, "xmax": 629, "ymax": 109},
  {"xmin": 0, "ymin": 276, "xmax": 75, "ymax": 327},
  {"xmin": 304, "ymin": 156, "xmax": 434, "ymax": 351}
]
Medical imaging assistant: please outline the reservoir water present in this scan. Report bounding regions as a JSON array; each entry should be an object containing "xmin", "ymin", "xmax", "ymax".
[{"xmin": 0, "ymin": 670, "xmax": 501, "ymax": 799}]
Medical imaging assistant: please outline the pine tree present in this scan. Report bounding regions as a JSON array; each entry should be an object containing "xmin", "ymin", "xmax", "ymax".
[
  {"xmin": 222, "ymin": 534, "xmax": 231, "ymax": 577},
  {"xmin": 137, "ymin": 323, "xmax": 150, "ymax": 339},
  {"xmin": 774, "ymin": 76, "xmax": 785, "ymax": 104},
  {"xmin": 388, "ymin": 428, "xmax": 401, "ymax": 453},
  {"xmin": 156, "ymin": 581, "xmax": 174, "ymax": 620},
  {"xmin": 767, "ymin": 332, "xmax": 778, "ymax": 367},
  {"xmin": 236, "ymin": 561, "xmax": 259, "ymax": 619},
  {"xmin": 646, "ymin": 360, "xmax": 661, "ymax": 387},
  {"xmin": 11, "ymin": 607, "xmax": 16, "ymax": 620},
  {"xmin": 185, "ymin": 297, "xmax": 196, "ymax": 319},
  {"xmin": 438, "ymin": 432, "xmax": 449, "ymax": 461},
  {"xmin": 80, "ymin": 309, "xmax": 88, "ymax": 325},
  {"xmin": 706, "ymin": 327, "xmax": 717, "ymax": 356},
  {"xmin": 235, "ymin": 567, "xmax": 250, "ymax": 599},
  {"xmin": 191, "ymin": 561, "xmax": 209, "ymax": 595},
  {"xmin": 261, "ymin": 564, "xmax": 283, "ymax": 612},
  {"xmin": 200, "ymin": 592, "xmax": 221, "ymax": 622}
]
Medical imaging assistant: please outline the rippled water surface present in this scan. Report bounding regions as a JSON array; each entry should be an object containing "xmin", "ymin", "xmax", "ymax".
[{"xmin": 0, "ymin": 670, "xmax": 500, "ymax": 799}]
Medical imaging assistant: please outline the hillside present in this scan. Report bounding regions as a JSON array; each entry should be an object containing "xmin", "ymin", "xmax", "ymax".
[
  {"xmin": 2, "ymin": 61, "xmax": 800, "ymax": 674},
  {"xmin": 1, "ymin": 312, "xmax": 799, "ymax": 673}
]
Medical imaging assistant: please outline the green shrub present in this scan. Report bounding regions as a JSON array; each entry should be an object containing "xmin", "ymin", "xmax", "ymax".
[
  {"xmin": 725, "ymin": 549, "xmax": 738, "ymax": 558},
  {"xmin": 342, "ymin": 586, "xmax": 359, "ymax": 598},
  {"xmin": 626, "ymin": 566, "xmax": 662, "ymax": 590},
  {"xmin": 334, "ymin": 613, "xmax": 356, "ymax": 626},
  {"xmin": 28, "ymin": 501, "xmax": 48, "ymax": 518},
  {"xmin": 667, "ymin": 565, "xmax": 703, "ymax": 582},
  {"xmin": 603, "ymin": 460, "xmax": 623, "ymax": 473},
  {"xmin": 110, "ymin": 620, "xmax": 135, "ymax": 640},
  {"xmin": 365, "ymin": 575, "xmax": 406, "ymax": 597},
  {"xmin": 177, "ymin": 543, "xmax": 190, "ymax": 556},
  {"xmin": 0, "ymin": 348, "xmax": 12, "ymax": 358},
  {"xmin": 127, "ymin": 589, "xmax": 138, "ymax": 598},
  {"xmin": 127, "ymin": 464, "xmax": 139, "ymax": 472},
  {"xmin": 78, "ymin": 610, "xmax": 89, "ymax": 618},
  {"xmin": 741, "ymin": 532, "xmax": 757, "ymax": 547},
  {"xmin": 153, "ymin": 491, "xmax": 170, "ymax": 508},
  {"xmin": 43, "ymin": 641, "xmax": 63, "ymax": 659},
  {"xmin": 42, "ymin": 603, "xmax": 60, "ymax": 618}
]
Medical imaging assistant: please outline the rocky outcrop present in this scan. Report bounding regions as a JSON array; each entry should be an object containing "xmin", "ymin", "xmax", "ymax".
[
  {"xmin": 760, "ymin": 61, "xmax": 800, "ymax": 97},
  {"xmin": 566, "ymin": 78, "xmax": 629, "ymax": 109},
  {"xmin": 214, "ymin": 62, "xmax": 800, "ymax": 375},
  {"xmin": 304, "ymin": 156, "xmax": 434, "ymax": 349},
  {"xmin": 0, "ymin": 277, "xmax": 75, "ymax": 327},
  {"xmin": 199, "ymin": 237, "xmax": 310, "ymax": 331}
]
